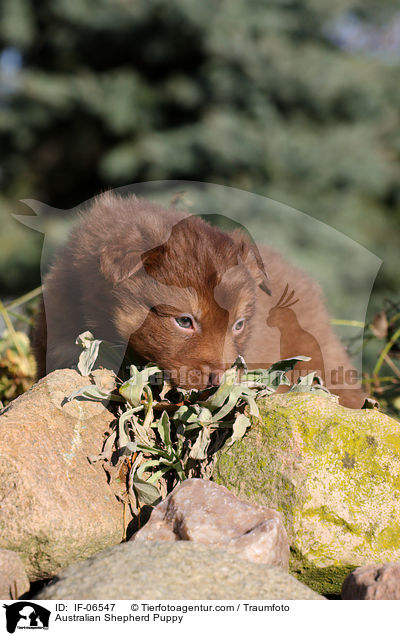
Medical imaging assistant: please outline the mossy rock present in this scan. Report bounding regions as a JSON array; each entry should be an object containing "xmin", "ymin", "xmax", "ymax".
[{"xmin": 213, "ymin": 392, "xmax": 400, "ymax": 597}]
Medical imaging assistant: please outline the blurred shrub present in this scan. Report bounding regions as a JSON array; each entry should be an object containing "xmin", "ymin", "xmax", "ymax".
[
  {"xmin": 0, "ymin": 323, "xmax": 36, "ymax": 406},
  {"xmin": 362, "ymin": 299, "xmax": 400, "ymax": 416},
  {"xmin": 0, "ymin": 197, "xmax": 41, "ymax": 293},
  {"xmin": 0, "ymin": 0, "xmax": 398, "ymax": 317}
]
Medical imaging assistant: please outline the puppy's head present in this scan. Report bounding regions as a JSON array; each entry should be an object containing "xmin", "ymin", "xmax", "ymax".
[{"xmin": 101, "ymin": 212, "xmax": 270, "ymax": 390}]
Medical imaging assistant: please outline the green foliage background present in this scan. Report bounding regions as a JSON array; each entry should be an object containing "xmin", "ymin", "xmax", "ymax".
[{"xmin": 0, "ymin": 0, "xmax": 398, "ymax": 313}]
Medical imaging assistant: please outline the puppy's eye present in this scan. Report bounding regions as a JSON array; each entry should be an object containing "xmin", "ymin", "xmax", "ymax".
[
  {"xmin": 233, "ymin": 318, "xmax": 245, "ymax": 333},
  {"xmin": 175, "ymin": 315, "xmax": 194, "ymax": 330}
]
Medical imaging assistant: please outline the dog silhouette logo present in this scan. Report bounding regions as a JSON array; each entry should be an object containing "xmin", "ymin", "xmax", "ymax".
[
  {"xmin": 3, "ymin": 602, "xmax": 50, "ymax": 633},
  {"xmin": 266, "ymin": 283, "xmax": 325, "ymax": 381}
]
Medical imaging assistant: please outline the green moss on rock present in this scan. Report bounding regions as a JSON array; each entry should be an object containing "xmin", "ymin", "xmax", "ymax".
[
  {"xmin": 213, "ymin": 392, "xmax": 400, "ymax": 597},
  {"xmin": 290, "ymin": 547, "xmax": 356, "ymax": 597}
]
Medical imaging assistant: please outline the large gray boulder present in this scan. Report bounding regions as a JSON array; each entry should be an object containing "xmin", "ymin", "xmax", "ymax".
[
  {"xmin": 0, "ymin": 369, "xmax": 127, "ymax": 581},
  {"xmin": 132, "ymin": 478, "xmax": 289, "ymax": 568},
  {"xmin": 214, "ymin": 392, "xmax": 400, "ymax": 597},
  {"xmin": 36, "ymin": 541, "xmax": 323, "ymax": 600}
]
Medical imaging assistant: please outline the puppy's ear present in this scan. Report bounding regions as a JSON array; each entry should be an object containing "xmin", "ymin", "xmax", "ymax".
[
  {"xmin": 100, "ymin": 235, "xmax": 165, "ymax": 285},
  {"xmin": 232, "ymin": 230, "xmax": 272, "ymax": 296},
  {"xmin": 100, "ymin": 244, "xmax": 143, "ymax": 284}
]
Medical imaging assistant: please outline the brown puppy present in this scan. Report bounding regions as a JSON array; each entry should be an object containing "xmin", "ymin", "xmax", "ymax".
[{"xmin": 33, "ymin": 192, "xmax": 364, "ymax": 407}]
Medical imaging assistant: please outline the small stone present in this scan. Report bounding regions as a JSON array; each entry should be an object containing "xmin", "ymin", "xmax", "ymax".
[
  {"xmin": 342, "ymin": 563, "xmax": 400, "ymax": 600},
  {"xmin": 0, "ymin": 549, "xmax": 30, "ymax": 600},
  {"xmin": 131, "ymin": 478, "xmax": 289, "ymax": 568}
]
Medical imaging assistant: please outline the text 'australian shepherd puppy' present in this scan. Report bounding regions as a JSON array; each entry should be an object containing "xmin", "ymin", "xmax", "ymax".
[{"xmin": 33, "ymin": 192, "xmax": 365, "ymax": 408}]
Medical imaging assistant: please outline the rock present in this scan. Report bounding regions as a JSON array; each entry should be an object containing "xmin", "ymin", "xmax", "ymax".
[
  {"xmin": 0, "ymin": 369, "xmax": 128, "ymax": 581},
  {"xmin": 35, "ymin": 541, "xmax": 323, "ymax": 600},
  {"xmin": 213, "ymin": 392, "xmax": 400, "ymax": 597},
  {"xmin": 0, "ymin": 549, "xmax": 30, "ymax": 599},
  {"xmin": 342, "ymin": 563, "xmax": 400, "ymax": 600},
  {"xmin": 132, "ymin": 478, "xmax": 289, "ymax": 568}
]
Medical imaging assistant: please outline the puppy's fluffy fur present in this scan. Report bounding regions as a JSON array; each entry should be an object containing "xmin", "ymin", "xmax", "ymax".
[{"xmin": 33, "ymin": 192, "xmax": 364, "ymax": 407}]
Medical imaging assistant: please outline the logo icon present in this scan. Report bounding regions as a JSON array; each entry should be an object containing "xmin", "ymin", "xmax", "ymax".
[{"xmin": 3, "ymin": 602, "xmax": 51, "ymax": 633}]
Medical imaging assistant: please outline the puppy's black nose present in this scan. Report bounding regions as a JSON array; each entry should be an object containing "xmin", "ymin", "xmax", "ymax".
[{"xmin": 208, "ymin": 372, "xmax": 221, "ymax": 387}]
